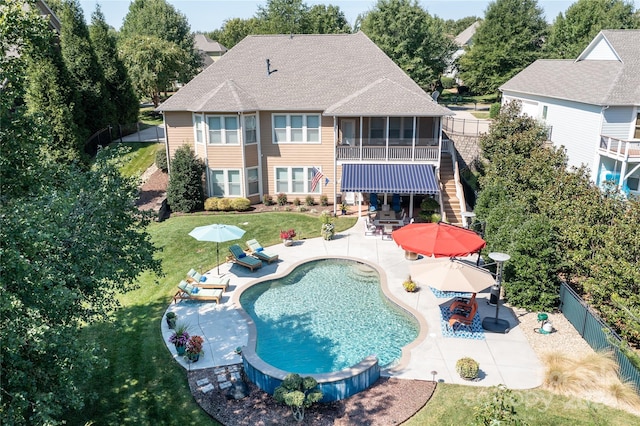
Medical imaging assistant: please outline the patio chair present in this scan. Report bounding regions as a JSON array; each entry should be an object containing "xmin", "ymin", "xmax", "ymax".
[
  {"xmin": 364, "ymin": 218, "xmax": 379, "ymax": 236},
  {"xmin": 448, "ymin": 300, "xmax": 478, "ymax": 331},
  {"xmin": 186, "ymin": 269, "xmax": 230, "ymax": 291},
  {"xmin": 245, "ymin": 239, "xmax": 279, "ymax": 264},
  {"xmin": 229, "ymin": 244, "xmax": 263, "ymax": 271},
  {"xmin": 449, "ymin": 293, "xmax": 477, "ymax": 313},
  {"xmin": 173, "ymin": 280, "xmax": 223, "ymax": 304}
]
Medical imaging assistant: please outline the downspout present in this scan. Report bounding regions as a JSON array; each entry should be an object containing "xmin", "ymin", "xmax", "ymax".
[
  {"xmin": 239, "ymin": 111, "xmax": 245, "ymax": 197},
  {"xmin": 163, "ymin": 112, "xmax": 171, "ymax": 175},
  {"xmin": 256, "ymin": 112, "xmax": 263, "ymax": 200},
  {"xmin": 333, "ymin": 116, "xmax": 338, "ymax": 216}
]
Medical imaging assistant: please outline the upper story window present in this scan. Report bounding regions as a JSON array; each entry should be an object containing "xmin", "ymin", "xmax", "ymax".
[
  {"xmin": 634, "ymin": 112, "xmax": 640, "ymax": 139},
  {"xmin": 245, "ymin": 115, "xmax": 257, "ymax": 145},
  {"xmin": 370, "ymin": 117, "xmax": 385, "ymax": 140},
  {"xmin": 207, "ymin": 115, "xmax": 239, "ymax": 145},
  {"xmin": 272, "ymin": 114, "xmax": 321, "ymax": 144},
  {"xmin": 194, "ymin": 115, "xmax": 204, "ymax": 144}
]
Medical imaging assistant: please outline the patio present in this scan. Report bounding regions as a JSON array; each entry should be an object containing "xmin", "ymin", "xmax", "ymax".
[{"xmin": 163, "ymin": 217, "xmax": 543, "ymax": 389}]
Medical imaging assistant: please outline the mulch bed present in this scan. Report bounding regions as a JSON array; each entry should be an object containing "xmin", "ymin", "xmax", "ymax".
[{"xmin": 188, "ymin": 365, "xmax": 436, "ymax": 426}]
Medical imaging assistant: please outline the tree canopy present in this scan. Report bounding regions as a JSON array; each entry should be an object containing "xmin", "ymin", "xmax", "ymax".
[
  {"xmin": 358, "ymin": 0, "xmax": 456, "ymax": 89},
  {"xmin": 544, "ymin": 0, "xmax": 640, "ymax": 58},
  {"xmin": 1, "ymin": 2, "xmax": 160, "ymax": 423},
  {"xmin": 120, "ymin": 0, "xmax": 202, "ymax": 85},
  {"xmin": 457, "ymin": 0, "xmax": 547, "ymax": 95}
]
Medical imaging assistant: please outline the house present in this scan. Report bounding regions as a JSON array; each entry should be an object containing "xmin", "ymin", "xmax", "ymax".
[
  {"xmin": 444, "ymin": 21, "xmax": 480, "ymax": 82},
  {"xmin": 157, "ymin": 32, "xmax": 454, "ymax": 218},
  {"xmin": 194, "ymin": 34, "xmax": 227, "ymax": 68},
  {"xmin": 500, "ymin": 30, "xmax": 640, "ymax": 196}
]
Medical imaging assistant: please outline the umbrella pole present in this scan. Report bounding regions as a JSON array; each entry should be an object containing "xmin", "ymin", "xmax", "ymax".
[{"xmin": 216, "ymin": 242, "xmax": 220, "ymax": 275}]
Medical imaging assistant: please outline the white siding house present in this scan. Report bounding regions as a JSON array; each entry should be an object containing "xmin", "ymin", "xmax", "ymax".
[{"xmin": 500, "ymin": 30, "xmax": 640, "ymax": 197}]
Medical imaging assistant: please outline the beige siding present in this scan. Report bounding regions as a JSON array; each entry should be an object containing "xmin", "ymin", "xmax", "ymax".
[
  {"xmin": 165, "ymin": 112, "xmax": 195, "ymax": 160},
  {"xmin": 258, "ymin": 112, "xmax": 337, "ymax": 203},
  {"xmin": 205, "ymin": 145, "xmax": 243, "ymax": 168},
  {"xmin": 244, "ymin": 144, "xmax": 259, "ymax": 167}
]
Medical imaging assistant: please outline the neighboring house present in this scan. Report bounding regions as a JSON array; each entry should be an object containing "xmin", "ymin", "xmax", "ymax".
[
  {"xmin": 194, "ymin": 34, "xmax": 227, "ymax": 68},
  {"xmin": 500, "ymin": 30, "xmax": 640, "ymax": 197},
  {"xmin": 444, "ymin": 21, "xmax": 479, "ymax": 82},
  {"xmin": 157, "ymin": 32, "xmax": 453, "ymax": 216}
]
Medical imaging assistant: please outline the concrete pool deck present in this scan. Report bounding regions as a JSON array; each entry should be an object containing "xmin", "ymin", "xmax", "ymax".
[{"xmin": 163, "ymin": 217, "xmax": 543, "ymax": 389}]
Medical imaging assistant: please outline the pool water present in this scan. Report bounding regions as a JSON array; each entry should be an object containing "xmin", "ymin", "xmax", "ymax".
[{"xmin": 239, "ymin": 259, "xmax": 419, "ymax": 374}]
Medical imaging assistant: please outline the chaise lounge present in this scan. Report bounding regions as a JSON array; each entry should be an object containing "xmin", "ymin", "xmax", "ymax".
[
  {"xmin": 448, "ymin": 299, "xmax": 478, "ymax": 331},
  {"xmin": 245, "ymin": 239, "xmax": 279, "ymax": 264},
  {"xmin": 228, "ymin": 244, "xmax": 263, "ymax": 271},
  {"xmin": 173, "ymin": 280, "xmax": 223, "ymax": 304},
  {"xmin": 186, "ymin": 268, "xmax": 230, "ymax": 291}
]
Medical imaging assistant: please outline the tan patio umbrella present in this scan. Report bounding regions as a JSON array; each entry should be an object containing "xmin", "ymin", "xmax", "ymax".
[{"xmin": 409, "ymin": 257, "xmax": 495, "ymax": 293}]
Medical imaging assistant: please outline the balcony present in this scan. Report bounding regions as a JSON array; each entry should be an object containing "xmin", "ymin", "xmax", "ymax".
[
  {"xmin": 337, "ymin": 138, "xmax": 447, "ymax": 163},
  {"xmin": 599, "ymin": 136, "xmax": 640, "ymax": 162}
]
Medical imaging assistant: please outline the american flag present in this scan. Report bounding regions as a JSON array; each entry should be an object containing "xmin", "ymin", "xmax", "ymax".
[{"xmin": 311, "ymin": 167, "xmax": 324, "ymax": 191}]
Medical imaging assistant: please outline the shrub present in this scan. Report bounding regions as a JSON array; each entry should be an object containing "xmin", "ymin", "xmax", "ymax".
[
  {"xmin": 166, "ymin": 145, "xmax": 206, "ymax": 213},
  {"xmin": 441, "ymin": 76, "xmax": 455, "ymax": 89},
  {"xmin": 456, "ymin": 357, "xmax": 479, "ymax": 380},
  {"xmin": 305, "ymin": 195, "xmax": 315, "ymax": 206},
  {"xmin": 293, "ymin": 197, "xmax": 301, "ymax": 206},
  {"xmin": 430, "ymin": 213, "xmax": 442, "ymax": 223},
  {"xmin": 403, "ymin": 277, "xmax": 417, "ymax": 292},
  {"xmin": 489, "ymin": 102, "xmax": 501, "ymax": 118},
  {"xmin": 320, "ymin": 194, "xmax": 328, "ymax": 206},
  {"xmin": 204, "ymin": 197, "xmax": 219, "ymax": 211},
  {"xmin": 231, "ymin": 198, "xmax": 251, "ymax": 211},
  {"xmin": 155, "ymin": 148, "xmax": 167, "ymax": 172},
  {"xmin": 217, "ymin": 198, "xmax": 232, "ymax": 211},
  {"xmin": 277, "ymin": 193, "xmax": 287, "ymax": 206},
  {"xmin": 273, "ymin": 373, "xmax": 323, "ymax": 422},
  {"xmin": 420, "ymin": 197, "xmax": 440, "ymax": 213},
  {"xmin": 263, "ymin": 194, "xmax": 274, "ymax": 206}
]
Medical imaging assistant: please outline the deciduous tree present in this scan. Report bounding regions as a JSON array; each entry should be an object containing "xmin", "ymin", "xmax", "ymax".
[
  {"xmin": 457, "ymin": 0, "xmax": 547, "ymax": 95},
  {"xmin": 544, "ymin": 0, "xmax": 640, "ymax": 58},
  {"xmin": 359, "ymin": 0, "xmax": 456, "ymax": 89}
]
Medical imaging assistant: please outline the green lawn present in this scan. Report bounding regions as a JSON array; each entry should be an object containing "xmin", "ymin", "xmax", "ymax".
[
  {"xmin": 65, "ymin": 212, "xmax": 638, "ymax": 424},
  {"xmin": 108, "ymin": 142, "xmax": 162, "ymax": 178},
  {"xmin": 405, "ymin": 383, "xmax": 640, "ymax": 425},
  {"xmin": 65, "ymin": 212, "xmax": 357, "ymax": 424},
  {"xmin": 139, "ymin": 106, "xmax": 163, "ymax": 126}
]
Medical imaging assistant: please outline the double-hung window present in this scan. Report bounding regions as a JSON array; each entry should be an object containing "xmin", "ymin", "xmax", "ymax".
[
  {"xmin": 207, "ymin": 115, "xmax": 239, "ymax": 144},
  {"xmin": 272, "ymin": 114, "xmax": 321, "ymax": 143},
  {"xmin": 210, "ymin": 169, "xmax": 241, "ymax": 196},
  {"xmin": 274, "ymin": 166, "xmax": 321, "ymax": 193},
  {"xmin": 370, "ymin": 117, "xmax": 385, "ymax": 143},
  {"xmin": 194, "ymin": 115, "xmax": 204, "ymax": 144}
]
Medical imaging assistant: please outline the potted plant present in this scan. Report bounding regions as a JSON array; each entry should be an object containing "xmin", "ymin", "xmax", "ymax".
[
  {"xmin": 168, "ymin": 322, "xmax": 189, "ymax": 356},
  {"xmin": 320, "ymin": 211, "xmax": 335, "ymax": 240},
  {"xmin": 280, "ymin": 229, "xmax": 296, "ymax": 246},
  {"xmin": 456, "ymin": 357, "xmax": 480, "ymax": 380},
  {"xmin": 165, "ymin": 311, "xmax": 177, "ymax": 329},
  {"xmin": 402, "ymin": 276, "xmax": 418, "ymax": 292},
  {"xmin": 185, "ymin": 335, "xmax": 204, "ymax": 362}
]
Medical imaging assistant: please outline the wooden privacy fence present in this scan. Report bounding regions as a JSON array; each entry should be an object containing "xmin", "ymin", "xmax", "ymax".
[{"xmin": 559, "ymin": 282, "xmax": 640, "ymax": 393}]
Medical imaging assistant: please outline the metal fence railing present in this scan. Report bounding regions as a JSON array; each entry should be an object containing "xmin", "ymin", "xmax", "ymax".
[
  {"xmin": 559, "ymin": 282, "xmax": 640, "ymax": 393},
  {"xmin": 442, "ymin": 116, "xmax": 490, "ymax": 136}
]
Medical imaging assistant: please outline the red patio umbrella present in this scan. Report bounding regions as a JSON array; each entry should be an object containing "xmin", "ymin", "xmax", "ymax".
[{"xmin": 392, "ymin": 222, "xmax": 486, "ymax": 257}]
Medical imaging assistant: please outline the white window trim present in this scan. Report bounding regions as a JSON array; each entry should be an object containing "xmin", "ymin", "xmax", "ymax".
[
  {"xmin": 273, "ymin": 166, "xmax": 322, "ymax": 194},
  {"xmin": 272, "ymin": 113, "xmax": 321, "ymax": 144},
  {"xmin": 193, "ymin": 114, "xmax": 205, "ymax": 144},
  {"xmin": 206, "ymin": 114, "xmax": 240, "ymax": 145},
  {"xmin": 209, "ymin": 168, "xmax": 242, "ymax": 197}
]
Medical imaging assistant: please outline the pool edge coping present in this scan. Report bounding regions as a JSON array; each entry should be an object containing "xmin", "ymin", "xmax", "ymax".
[{"xmin": 230, "ymin": 255, "xmax": 428, "ymax": 381}]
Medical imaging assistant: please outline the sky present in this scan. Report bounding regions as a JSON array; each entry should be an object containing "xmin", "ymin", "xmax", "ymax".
[{"xmin": 77, "ymin": 0, "xmax": 592, "ymax": 33}]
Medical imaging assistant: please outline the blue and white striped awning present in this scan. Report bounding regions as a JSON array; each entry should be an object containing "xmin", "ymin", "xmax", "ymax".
[{"xmin": 341, "ymin": 164, "xmax": 439, "ymax": 194}]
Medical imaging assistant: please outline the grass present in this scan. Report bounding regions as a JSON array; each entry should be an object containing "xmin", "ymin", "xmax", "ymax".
[
  {"xmin": 438, "ymin": 89, "xmax": 500, "ymax": 106},
  {"xmin": 139, "ymin": 106, "xmax": 163, "ymax": 126},
  {"xmin": 64, "ymin": 212, "xmax": 357, "ymax": 424},
  {"xmin": 108, "ymin": 142, "xmax": 162, "ymax": 178},
  {"xmin": 405, "ymin": 383, "xmax": 640, "ymax": 425}
]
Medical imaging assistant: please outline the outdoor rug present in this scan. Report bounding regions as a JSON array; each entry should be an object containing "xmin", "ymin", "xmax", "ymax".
[
  {"xmin": 439, "ymin": 305, "xmax": 485, "ymax": 340},
  {"xmin": 430, "ymin": 287, "xmax": 472, "ymax": 299}
]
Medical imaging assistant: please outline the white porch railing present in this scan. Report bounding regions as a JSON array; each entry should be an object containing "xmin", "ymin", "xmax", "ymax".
[
  {"xmin": 599, "ymin": 136, "xmax": 640, "ymax": 161},
  {"xmin": 337, "ymin": 139, "xmax": 444, "ymax": 162}
]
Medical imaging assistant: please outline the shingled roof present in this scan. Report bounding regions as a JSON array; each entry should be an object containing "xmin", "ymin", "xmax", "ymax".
[
  {"xmin": 158, "ymin": 32, "xmax": 451, "ymax": 117},
  {"xmin": 500, "ymin": 30, "xmax": 640, "ymax": 106}
]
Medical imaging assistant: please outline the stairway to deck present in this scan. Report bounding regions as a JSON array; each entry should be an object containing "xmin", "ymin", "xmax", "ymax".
[{"xmin": 439, "ymin": 154, "xmax": 462, "ymax": 225}]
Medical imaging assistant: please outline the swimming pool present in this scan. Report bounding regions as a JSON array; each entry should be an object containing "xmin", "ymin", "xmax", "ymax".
[{"xmin": 239, "ymin": 258, "xmax": 419, "ymax": 374}]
